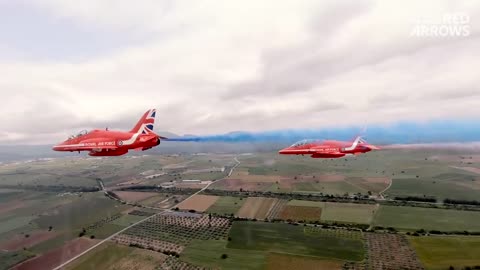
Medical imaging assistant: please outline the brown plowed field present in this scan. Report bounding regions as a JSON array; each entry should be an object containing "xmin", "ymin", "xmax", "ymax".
[
  {"xmin": 0, "ymin": 230, "xmax": 58, "ymax": 251},
  {"xmin": 177, "ymin": 195, "xmax": 219, "ymax": 212},
  {"xmin": 236, "ymin": 197, "xmax": 278, "ymax": 219},
  {"xmin": 113, "ymin": 191, "xmax": 159, "ymax": 202},
  {"xmin": 266, "ymin": 199, "xmax": 288, "ymax": 220},
  {"xmin": 278, "ymin": 205, "xmax": 322, "ymax": 222},
  {"xmin": 13, "ymin": 237, "xmax": 98, "ymax": 270},
  {"xmin": 0, "ymin": 200, "xmax": 25, "ymax": 214}
]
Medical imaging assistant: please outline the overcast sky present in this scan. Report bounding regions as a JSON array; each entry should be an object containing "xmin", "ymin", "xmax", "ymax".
[{"xmin": 0, "ymin": 0, "xmax": 479, "ymax": 144}]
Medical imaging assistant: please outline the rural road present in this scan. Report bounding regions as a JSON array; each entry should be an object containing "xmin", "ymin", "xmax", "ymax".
[
  {"xmin": 52, "ymin": 156, "xmax": 240, "ymax": 270},
  {"xmin": 378, "ymin": 178, "xmax": 393, "ymax": 200}
]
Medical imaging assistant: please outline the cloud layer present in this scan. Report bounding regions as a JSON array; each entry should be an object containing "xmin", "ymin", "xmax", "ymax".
[{"xmin": 0, "ymin": 0, "xmax": 479, "ymax": 144}]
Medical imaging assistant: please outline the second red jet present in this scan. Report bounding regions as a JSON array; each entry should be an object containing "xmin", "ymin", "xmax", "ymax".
[{"xmin": 278, "ymin": 136, "xmax": 380, "ymax": 158}]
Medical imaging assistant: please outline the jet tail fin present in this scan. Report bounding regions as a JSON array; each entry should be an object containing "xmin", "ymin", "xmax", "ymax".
[
  {"xmin": 357, "ymin": 136, "xmax": 380, "ymax": 150},
  {"xmin": 130, "ymin": 109, "xmax": 156, "ymax": 134},
  {"xmin": 344, "ymin": 136, "xmax": 362, "ymax": 151}
]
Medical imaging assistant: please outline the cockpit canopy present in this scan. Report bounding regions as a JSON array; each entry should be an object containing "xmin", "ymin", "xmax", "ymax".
[
  {"xmin": 68, "ymin": 130, "xmax": 89, "ymax": 140},
  {"xmin": 290, "ymin": 139, "xmax": 322, "ymax": 147}
]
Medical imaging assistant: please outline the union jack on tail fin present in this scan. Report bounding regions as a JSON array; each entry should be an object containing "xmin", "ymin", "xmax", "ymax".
[{"xmin": 130, "ymin": 109, "xmax": 156, "ymax": 134}]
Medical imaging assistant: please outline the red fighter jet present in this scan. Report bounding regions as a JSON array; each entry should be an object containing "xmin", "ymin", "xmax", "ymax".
[
  {"xmin": 278, "ymin": 136, "xmax": 380, "ymax": 158},
  {"xmin": 53, "ymin": 109, "xmax": 167, "ymax": 156}
]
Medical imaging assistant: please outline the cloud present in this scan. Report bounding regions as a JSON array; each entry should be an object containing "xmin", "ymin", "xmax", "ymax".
[{"xmin": 0, "ymin": 0, "xmax": 479, "ymax": 144}]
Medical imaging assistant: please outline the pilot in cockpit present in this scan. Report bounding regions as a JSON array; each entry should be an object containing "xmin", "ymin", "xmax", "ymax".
[{"xmin": 68, "ymin": 130, "xmax": 88, "ymax": 140}]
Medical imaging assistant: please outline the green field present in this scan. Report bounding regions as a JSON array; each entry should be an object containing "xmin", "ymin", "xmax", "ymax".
[
  {"xmin": 0, "ymin": 250, "xmax": 34, "ymax": 270},
  {"xmin": 0, "ymin": 216, "xmax": 36, "ymax": 235},
  {"xmin": 68, "ymin": 243, "xmax": 134, "ymax": 270},
  {"xmin": 373, "ymin": 205, "xmax": 480, "ymax": 231},
  {"xmin": 227, "ymin": 221, "xmax": 364, "ymax": 261},
  {"xmin": 110, "ymin": 214, "xmax": 145, "ymax": 227},
  {"xmin": 287, "ymin": 200, "xmax": 376, "ymax": 224},
  {"xmin": 206, "ymin": 196, "xmax": 245, "ymax": 215},
  {"xmin": 0, "ymin": 190, "xmax": 24, "ymax": 203},
  {"xmin": 0, "ymin": 221, "xmax": 38, "ymax": 243},
  {"xmin": 321, "ymin": 202, "xmax": 377, "ymax": 225},
  {"xmin": 35, "ymin": 193, "xmax": 126, "ymax": 230},
  {"xmin": 30, "ymin": 231, "xmax": 78, "ymax": 253},
  {"xmin": 410, "ymin": 236, "xmax": 480, "ymax": 270},
  {"xmin": 294, "ymin": 182, "xmax": 364, "ymax": 195},
  {"xmin": 386, "ymin": 175, "xmax": 480, "ymax": 201},
  {"xmin": 181, "ymin": 240, "xmax": 266, "ymax": 270},
  {"xmin": 89, "ymin": 223, "xmax": 124, "ymax": 239}
]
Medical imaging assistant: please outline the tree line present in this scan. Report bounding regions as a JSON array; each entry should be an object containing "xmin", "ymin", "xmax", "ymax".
[{"xmin": 444, "ymin": 198, "xmax": 480, "ymax": 206}]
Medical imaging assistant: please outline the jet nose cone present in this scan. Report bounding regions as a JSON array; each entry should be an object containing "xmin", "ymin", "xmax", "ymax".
[
  {"xmin": 278, "ymin": 149, "xmax": 288, "ymax": 154},
  {"xmin": 52, "ymin": 143, "xmax": 64, "ymax": 151},
  {"xmin": 52, "ymin": 145, "xmax": 59, "ymax": 151}
]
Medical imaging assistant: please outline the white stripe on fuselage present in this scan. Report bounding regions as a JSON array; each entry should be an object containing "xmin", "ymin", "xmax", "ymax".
[
  {"xmin": 57, "ymin": 143, "xmax": 85, "ymax": 148},
  {"xmin": 121, "ymin": 133, "xmax": 141, "ymax": 146},
  {"xmin": 343, "ymin": 137, "xmax": 361, "ymax": 151}
]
